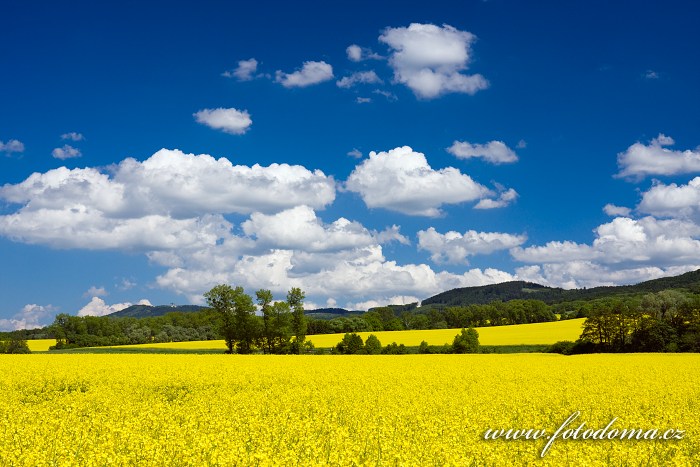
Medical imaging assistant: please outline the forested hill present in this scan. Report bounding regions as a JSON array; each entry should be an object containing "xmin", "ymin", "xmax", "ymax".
[
  {"xmin": 108, "ymin": 305, "xmax": 206, "ymax": 318},
  {"xmin": 422, "ymin": 269, "xmax": 700, "ymax": 307}
]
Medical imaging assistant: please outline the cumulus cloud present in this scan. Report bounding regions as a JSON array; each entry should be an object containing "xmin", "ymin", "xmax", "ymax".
[
  {"xmin": 0, "ymin": 149, "xmax": 335, "ymax": 249},
  {"xmin": 83, "ymin": 286, "xmax": 108, "ymax": 298},
  {"xmin": 243, "ymin": 206, "xmax": 374, "ymax": 252},
  {"xmin": 511, "ymin": 216, "xmax": 700, "ymax": 288},
  {"xmin": 61, "ymin": 132, "xmax": 84, "ymax": 141},
  {"xmin": 474, "ymin": 188, "xmax": 518, "ymax": 209},
  {"xmin": 193, "ymin": 108, "xmax": 252, "ymax": 135},
  {"xmin": 379, "ymin": 23, "xmax": 489, "ymax": 99},
  {"xmin": 241, "ymin": 206, "xmax": 409, "ymax": 253},
  {"xmin": 603, "ymin": 203, "xmax": 632, "ymax": 217},
  {"xmin": 447, "ymin": 140, "xmax": 518, "ymax": 164},
  {"xmin": 637, "ymin": 177, "xmax": 700, "ymax": 219},
  {"xmin": 616, "ymin": 134, "xmax": 700, "ymax": 179},
  {"xmin": 336, "ymin": 70, "xmax": 383, "ymax": 88},
  {"xmin": 1, "ymin": 139, "xmax": 25, "ymax": 155},
  {"xmin": 418, "ymin": 227, "xmax": 526, "ymax": 264},
  {"xmin": 154, "ymin": 242, "xmax": 516, "ymax": 306},
  {"xmin": 77, "ymin": 297, "xmax": 150, "ymax": 317},
  {"xmin": 346, "ymin": 44, "xmax": 382, "ymax": 62},
  {"xmin": 52, "ymin": 144, "xmax": 81, "ymax": 160},
  {"xmin": 0, "ymin": 304, "xmax": 58, "ymax": 331},
  {"xmin": 222, "ymin": 58, "xmax": 258, "ymax": 81},
  {"xmin": 347, "ymin": 148, "xmax": 363, "ymax": 159},
  {"xmin": 345, "ymin": 146, "xmax": 493, "ymax": 216},
  {"xmin": 275, "ymin": 61, "xmax": 334, "ymax": 88}
]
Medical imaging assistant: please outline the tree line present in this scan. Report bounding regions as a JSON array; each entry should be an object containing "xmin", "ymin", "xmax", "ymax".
[
  {"xmin": 549, "ymin": 290, "xmax": 700, "ymax": 354},
  {"xmin": 308, "ymin": 299, "xmax": 557, "ymax": 335},
  {"xmin": 332, "ymin": 327, "xmax": 480, "ymax": 355}
]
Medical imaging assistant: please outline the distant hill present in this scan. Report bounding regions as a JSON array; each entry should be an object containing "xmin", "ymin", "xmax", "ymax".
[
  {"xmin": 108, "ymin": 305, "xmax": 207, "ymax": 318},
  {"xmin": 422, "ymin": 269, "xmax": 700, "ymax": 307},
  {"xmin": 305, "ymin": 308, "xmax": 360, "ymax": 319}
]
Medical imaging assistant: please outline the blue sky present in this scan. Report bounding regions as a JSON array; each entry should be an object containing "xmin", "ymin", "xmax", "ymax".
[{"xmin": 2, "ymin": 0, "xmax": 700, "ymax": 329}]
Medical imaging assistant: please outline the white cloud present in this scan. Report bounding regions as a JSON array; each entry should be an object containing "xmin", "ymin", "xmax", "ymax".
[
  {"xmin": 0, "ymin": 149, "xmax": 335, "ymax": 249},
  {"xmin": 379, "ymin": 23, "xmax": 489, "ymax": 99},
  {"xmin": 154, "ymin": 242, "xmax": 516, "ymax": 306},
  {"xmin": 345, "ymin": 146, "xmax": 493, "ymax": 216},
  {"xmin": 275, "ymin": 61, "xmax": 334, "ymax": 88},
  {"xmin": 356, "ymin": 97, "xmax": 372, "ymax": 104},
  {"xmin": 242, "ymin": 206, "xmax": 409, "ymax": 253},
  {"xmin": 644, "ymin": 70, "xmax": 659, "ymax": 80},
  {"xmin": 474, "ymin": 188, "xmax": 518, "ymax": 209},
  {"xmin": 637, "ymin": 177, "xmax": 700, "ymax": 219},
  {"xmin": 193, "ymin": 107, "xmax": 252, "ymax": 135},
  {"xmin": 347, "ymin": 45, "xmax": 362, "ymax": 62},
  {"xmin": 346, "ymin": 44, "xmax": 382, "ymax": 62},
  {"xmin": 372, "ymin": 89, "xmax": 397, "ymax": 101},
  {"xmin": 0, "ymin": 139, "xmax": 25, "ymax": 155},
  {"xmin": 61, "ymin": 132, "xmax": 84, "ymax": 141},
  {"xmin": 347, "ymin": 148, "xmax": 363, "ymax": 158},
  {"xmin": 373, "ymin": 225, "xmax": 410, "ymax": 245},
  {"xmin": 118, "ymin": 278, "xmax": 136, "ymax": 290},
  {"xmin": 222, "ymin": 58, "xmax": 258, "ymax": 81},
  {"xmin": 0, "ymin": 304, "xmax": 58, "ymax": 331},
  {"xmin": 603, "ymin": 203, "xmax": 632, "ymax": 217},
  {"xmin": 515, "ymin": 262, "xmax": 700, "ymax": 290},
  {"xmin": 616, "ymin": 134, "xmax": 700, "ymax": 179},
  {"xmin": 242, "ymin": 206, "xmax": 375, "ymax": 252},
  {"xmin": 83, "ymin": 286, "xmax": 108, "ymax": 298},
  {"xmin": 511, "ymin": 216, "xmax": 700, "ymax": 288},
  {"xmin": 336, "ymin": 70, "xmax": 383, "ymax": 88},
  {"xmin": 77, "ymin": 297, "xmax": 149, "ymax": 317},
  {"xmin": 418, "ymin": 227, "xmax": 526, "ymax": 264},
  {"xmin": 447, "ymin": 140, "xmax": 518, "ymax": 164},
  {"xmin": 52, "ymin": 144, "xmax": 81, "ymax": 160}
]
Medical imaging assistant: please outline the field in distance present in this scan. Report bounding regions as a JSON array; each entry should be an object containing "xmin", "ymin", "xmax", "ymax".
[{"xmin": 36, "ymin": 318, "xmax": 584, "ymax": 352}]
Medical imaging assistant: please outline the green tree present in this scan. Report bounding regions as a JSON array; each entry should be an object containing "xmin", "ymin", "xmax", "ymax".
[
  {"xmin": 256, "ymin": 289, "xmax": 274, "ymax": 354},
  {"xmin": 0, "ymin": 337, "xmax": 30, "ymax": 354},
  {"xmin": 205, "ymin": 284, "xmax": 258, "ymax": 354},
  {"xmin": 452, "ymin": 327, "xmax": 480, "ymax": 354},
  {"xmin": 418, "ymin": 340, "xmax": 431, "ymax": 354},
  {"xmin": 269, "ymin": 301, "xmax": 292, "ymax": 353},
  {"xmin": 335, "ymin": 333, "xmax": 364, "ymax": 354},
  {"xmin": 364, "ymin": 334, "xmax": 382, "ymax": 354},
  {"xmin": 287, "ymin": 287, "xmax": 307, "ymax": 354}
]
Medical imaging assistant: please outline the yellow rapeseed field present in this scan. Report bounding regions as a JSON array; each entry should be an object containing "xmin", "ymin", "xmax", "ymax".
[
  {"xmin": 0, "ymin": 353, "xmax": 697, "ymax": 466},
  {"xmin": 26, "ymin": 339, "xmax": 56, "ymax": 352},
  {"xmin": 309, "ymin": 318, "xmax": 585, "ymax": 348}
]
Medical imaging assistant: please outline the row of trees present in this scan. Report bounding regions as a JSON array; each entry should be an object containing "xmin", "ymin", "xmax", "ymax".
[
  {"xmin": 204, "ymin": 285, "xmax": 309, "ymax": 354},
  {"xmin": 51, "ymin": 310, "xmax": 220, "ymax": 349},
  {"xmin": 332, "ymin": 328, "xmax": 481, "ymax": 355},
  {"xmin": 553, "ymin": 291, "xmax": 700, "ymax": 354},
  {"xmin": 307, "ymin": 299, "xmax": 557, "ymax": 335}
]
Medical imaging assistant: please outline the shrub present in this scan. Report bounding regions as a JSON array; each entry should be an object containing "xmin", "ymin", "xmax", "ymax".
[{"xmin": 452, "ymin": 328, "xmax": 479, "ymax": 354}]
